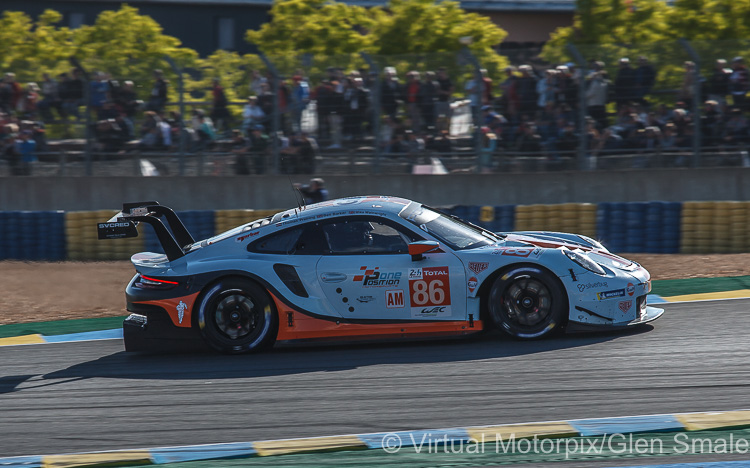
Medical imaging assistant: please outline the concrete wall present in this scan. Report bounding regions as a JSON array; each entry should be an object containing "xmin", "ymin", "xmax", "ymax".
[{"xmin": 2, "ymin": 168, "xmax": 748, "ymax": 211}]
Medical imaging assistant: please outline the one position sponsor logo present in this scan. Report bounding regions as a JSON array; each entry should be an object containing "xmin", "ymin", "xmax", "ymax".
[
  {"xmin": 468, "ymin": 277, "xmax": 478, "ymax": 293},
  {"xmin": 597, "ymin": 289, "xmax": 626, "ymax": 300},
  {"xmin": 577, "ymin": 281, "xmax": 608, "ymax": 292},
  {"xmin": 626, "ymin": 283, "xmax": 635, "ymax": 296},
  {"xmin": 409, "ymin": 266, "xmax": 451, "ymax": 318},
  {"xmin": 468, "ymin": 262, "xmax": 489, "ymax": 274},
  {"xmin": 353, "ymin": 266, "xmax": 402, "ymax": 287},
  {"xmin": 386, "ymin": 290, "xmax": 404, "ymax": 308},
  {"xmin": 176, "ymin": 300, "xmax": 187, "ymax": 324},
  {"xmin": 618, "ymin": 300, "xmax": 632, "ymax": 313}
]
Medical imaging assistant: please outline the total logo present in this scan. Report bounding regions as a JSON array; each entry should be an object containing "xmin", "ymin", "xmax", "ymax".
[{"xmin": 626, "ymin": 283, "xmax": 635, "ymax": 296}]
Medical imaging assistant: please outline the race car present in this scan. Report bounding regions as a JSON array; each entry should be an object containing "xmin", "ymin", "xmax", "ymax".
[{"xmin": 98, "ymin": 196, "xmax": 664, "ymax": 354}]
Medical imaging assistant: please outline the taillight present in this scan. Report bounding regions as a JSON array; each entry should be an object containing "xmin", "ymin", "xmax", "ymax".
[{"xmin": 135, "ymin": 275, "xmax": 179, "ymax": 290}]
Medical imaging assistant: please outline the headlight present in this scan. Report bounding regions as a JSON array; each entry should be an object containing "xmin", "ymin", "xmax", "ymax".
[{"xmin": 563, "ymin": 248, "xmax": 607, "ymax": 276}]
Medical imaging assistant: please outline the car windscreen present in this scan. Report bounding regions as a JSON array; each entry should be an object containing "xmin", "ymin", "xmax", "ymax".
[{"xmin": 398, "ymin": 203, "xmax": 497, "ymax": 250}]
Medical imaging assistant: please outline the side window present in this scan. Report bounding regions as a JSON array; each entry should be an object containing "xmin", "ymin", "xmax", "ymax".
[
  {"xmin": 250, "ymin": 227, "xmax": 303, "ymax": 254},
  {"xmin": 323, "ymin": 219, "xmax": 416, "ymax": 254}
]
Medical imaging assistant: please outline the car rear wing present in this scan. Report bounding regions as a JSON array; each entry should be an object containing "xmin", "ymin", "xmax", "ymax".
[{"xmin": 97, "ymin": 201, "xmax": 195, "ymax": 262}]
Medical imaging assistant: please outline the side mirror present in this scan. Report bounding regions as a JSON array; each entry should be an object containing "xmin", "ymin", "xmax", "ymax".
[{"xmin": 408, "ymin": 241, "xmax": 440, "ymax": 261}]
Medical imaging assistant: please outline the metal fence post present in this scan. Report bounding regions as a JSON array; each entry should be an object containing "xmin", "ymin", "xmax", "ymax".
[
  {"xmin": 566, "ymin": 44, "xmax": 589, "ymax": 170},
  {"xmin": 69, "ymin": 57, "xmax": 92, "ymax": 176},
  {"xmin": 163, "ymin": 55, "xmax": 186, "ymax": 176},
  {"xmin": 360, "ymin": 52, "xmax": 382, "ymax": 173},
  {"xmin": 458, "ymin": 47, "xmax": 483, "ymax": 172},
  {"xmin": 259, "ymin": 53, "xmax": 282, "ymax": 174},
  {"xmin": 679, "ymin": 38, "xmax": 702, "ymax": 168}
]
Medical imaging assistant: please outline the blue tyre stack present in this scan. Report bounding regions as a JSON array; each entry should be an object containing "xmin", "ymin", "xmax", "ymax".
[
  {"xmin": 602, "ymin": 203, "xmax": 627, "ymax": 253},
  {"xmin": 447, "ymin": 205, "xmax": 469, "ymax": 221},
  {"xmin": 0, "ymin": 211, "xmax": 21, "ymax": 260},
  {"xmin": 644, "ymin": 202, "xmax": 664, "ymax": 253},
  {"xmin": 142, "ymin": 210, "xmax": 216, "ymax": 254},
  {"xmin": 495, "ymin": 205, "xmax": 515, "ymax": 232},
  {"xmin": 46, "ymin": 211, "xmax": 67, "ymax": 261},
  {"xmin": 625, "ymin": 203, "xmax": 647, "ymax": 253},
  {"xmin": 661, "ymin": 202, "xmax": 682, "ymax": 253}
]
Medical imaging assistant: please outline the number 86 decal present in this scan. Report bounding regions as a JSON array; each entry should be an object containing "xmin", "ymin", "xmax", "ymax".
[{"xmin": 409, "ymin": 266, "xmax": 451, "ymax": 307}]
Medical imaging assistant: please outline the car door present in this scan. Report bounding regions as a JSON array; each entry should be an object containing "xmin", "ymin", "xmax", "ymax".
[{"xmin": 315, "ymin": 216, "xmax": 466, "ymax": 321}]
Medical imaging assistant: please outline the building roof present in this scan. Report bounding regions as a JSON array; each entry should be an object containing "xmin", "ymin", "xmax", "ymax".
[{"xmin": 56, "ymin": 0, "xmax": 576, "ymax": 12}]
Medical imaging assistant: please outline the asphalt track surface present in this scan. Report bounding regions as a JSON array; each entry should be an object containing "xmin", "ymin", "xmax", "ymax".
[{"xmin": 1, "ymin": 300, "xmax": 749, "ymax": 462}]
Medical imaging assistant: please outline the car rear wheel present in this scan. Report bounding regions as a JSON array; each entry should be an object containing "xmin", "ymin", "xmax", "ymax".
[
  {"xmin": 197, "ymin": 278, "xmax": 278, "ymax": 354},
  {"xmin": 488, "ymin": 267, "xmax": 566, "ymax": 339}
]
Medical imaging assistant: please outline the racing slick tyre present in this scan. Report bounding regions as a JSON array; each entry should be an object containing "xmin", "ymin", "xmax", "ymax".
[
  {"xmin": 488, "ymin": 266, "xmax": 566, "ymax": 339},
  {"xmin": 197, "ymin": 278, "xmax": 278, "ymax": 354}
]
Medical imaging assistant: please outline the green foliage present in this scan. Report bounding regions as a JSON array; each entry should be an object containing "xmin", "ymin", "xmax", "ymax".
[
  {"xmin": 245, "ymin": 0, "xmax": 509, "ymax": 96},
  {"xmin": 246, "ymin": 0, "xmax": 378, "ymax": 56},
  {"xmin": 72, "ymin": 5, "xmax": 198, "ymax": 100},
  {"xmin": 0, "ymin": 10, "xmax": 74, "ymax": 82},
  {"xmin": 370, "ymin": 0, "xmax": 506, "ymax": 55},
  {"xmin": 542, "ymin": 0, "xmax": 750, "ymax": 105}
]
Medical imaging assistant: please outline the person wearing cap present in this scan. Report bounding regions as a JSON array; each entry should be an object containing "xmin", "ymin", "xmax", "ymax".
[
  {"xmin": 242, "ymin": 96, "xmax": 265, "ymax": 134},
  {"xmin": 296, "ymin": 178, "xmax": 329, "ymax": 204},
  {"xmin": 708, "ymin": 59, "xmax": 732, "ymax": 107},
  {"xmin": 729, "ymin": 56, "xmax": 749, "ymax": 111}
]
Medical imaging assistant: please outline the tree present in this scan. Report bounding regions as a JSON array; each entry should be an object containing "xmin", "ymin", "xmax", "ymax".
[
  {"xmin": 72, "ymin": 5, "xmax": 198, "ymax": 98},
  {"xmin": 371, "ymin": 0, "xmax": 506, "ymax": 56},
  {"xmin": 0, "ymin": 10, "xmax": 74, "ymax": 82},
  {"xmin": 246, "ymin": 0, "xmax": 379, "ymax": 57},
  {"xmin": 246, "ymin": 0, "xmax": 509, "ymax": 95}
]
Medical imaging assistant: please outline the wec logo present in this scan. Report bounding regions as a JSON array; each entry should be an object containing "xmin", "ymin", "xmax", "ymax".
[{"xmin": 420, "ymin": 307, "xmax": 446, "ymax": 314}]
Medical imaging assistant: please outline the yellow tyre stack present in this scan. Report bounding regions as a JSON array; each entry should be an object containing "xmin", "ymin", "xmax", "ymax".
[
  {"xmin": 729, "ymin": 201, "xmax": 749, "ymax": 253},
  {"xmin": 65, "ymin": 212, "xmax": 87, "ymax": 261},
  {"xmin": 680, "ymin": 202, "xmax": 698, "ymax": 254},
  {"xmin": 65, "ymin": 210, "xmax": 144, "ymax": 261},
  {"xmin": 559, "ymin": 203, "xmax": 579, "ymax": 235},
  {"xmin": 577, "ymin": 203, "xmax": 598, "ymax": 239},
  {"xmin": 542, "ymin": 204, "xmax": 563, "ymax": 233},
  {"xmin": 514, "ymin": 205, "xmax": 534, "ymax": 231}
]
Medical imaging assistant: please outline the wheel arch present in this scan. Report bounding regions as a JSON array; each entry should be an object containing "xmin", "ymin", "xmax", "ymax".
[
  {"xmin": 191, "ymin": 272, "xmax": 276, "ymax": 330},
  {"xmin": 476, "ymin": 262, "xmax": 570, "ymax": 327}
]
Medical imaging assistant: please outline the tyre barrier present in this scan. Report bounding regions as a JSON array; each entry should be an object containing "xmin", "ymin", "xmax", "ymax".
[
  {"xmin": 681, "ymin": 201, "xmax": 748, "ymax": 254},
  {"xmin": 142, "ymin": 210, "xmax": 215, "ymax": 255},
  {"xmin": 0, "ymin": 201, "xmax": 743, "ymax": 261},
  {"xmin": 0, "ymin": 211, "xmax": 66, "ymax": 261}
]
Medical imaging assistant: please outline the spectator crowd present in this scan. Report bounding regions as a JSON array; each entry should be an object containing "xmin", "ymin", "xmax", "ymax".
[{"xmin": 3, "ymin": 53, "xmax": 750, "ymax": 175}]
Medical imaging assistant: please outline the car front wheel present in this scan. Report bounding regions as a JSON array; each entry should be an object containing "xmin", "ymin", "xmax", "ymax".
[
  {"xmin": 488, "ymin": 266, "xmax": 566, "ymax": 339},
  {"xmin": 197, "ymin": 278, "xmax": 278, "ymax": 354}
]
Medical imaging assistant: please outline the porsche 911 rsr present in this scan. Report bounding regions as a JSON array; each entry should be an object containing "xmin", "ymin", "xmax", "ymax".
[{"xmin": 97, "ymin": 197, "xmax": 664, "ymax": 354}]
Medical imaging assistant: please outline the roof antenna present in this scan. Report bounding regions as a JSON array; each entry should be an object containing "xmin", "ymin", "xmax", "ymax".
[{"xmin": 283, "ymin": 161, "xmax": 303, "ymax": 214}]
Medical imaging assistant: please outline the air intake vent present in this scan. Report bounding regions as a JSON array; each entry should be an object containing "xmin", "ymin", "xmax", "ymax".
[{"xmin": 273, "ymin": 264, "xmax": 309, "ymax": 298}]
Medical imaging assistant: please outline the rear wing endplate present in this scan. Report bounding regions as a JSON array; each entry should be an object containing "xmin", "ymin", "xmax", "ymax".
[{"xmin": 97, "ymin": 201, "xmax": 195, "ymax": 262}]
